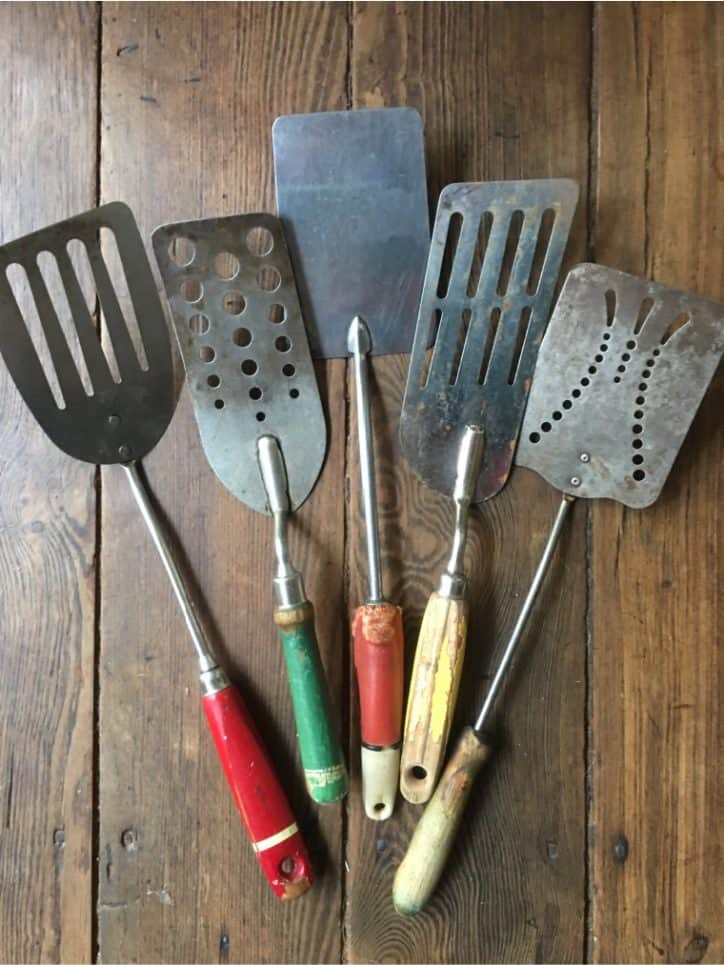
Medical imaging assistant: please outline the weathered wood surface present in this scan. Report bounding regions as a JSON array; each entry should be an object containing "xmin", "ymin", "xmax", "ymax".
[
  {"xmin": 0, "ymin": 5, "xmax": 98, "ymax": 963},
  {"xmin": 345, "ymin": 5, "xmax": 591, "ymax": 962},
  {"xmin": 590, "ymin": 4, "xmax": 724, "ymax": 963},
  {"xmin": 0, "ymin": 2, "xmax": 721, "ymax": 963}
]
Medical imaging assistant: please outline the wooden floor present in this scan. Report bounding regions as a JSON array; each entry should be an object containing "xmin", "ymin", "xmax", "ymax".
[{"xmin": 0, "ymin": 3, "xmax": 721, "ymax": 962}]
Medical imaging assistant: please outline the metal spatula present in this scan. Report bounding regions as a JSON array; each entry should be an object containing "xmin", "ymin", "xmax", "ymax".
[
  {"xmin": 152, "ymin": 213, "xmax": 348, "ymax": 804},
  {"xmin": 0, "ymin": 203, "xmax": 314, "ymax": 899},
  {"xmin": 394, "ymin": 263, "xmax": 724, "ymax": 916},
  {"xmin": 398, "ymin": 179, "xmax": 579, "ymax": 803},
  {"xmin": 272, "ymin": 107, "xmax": 430, "ymax": 357}
]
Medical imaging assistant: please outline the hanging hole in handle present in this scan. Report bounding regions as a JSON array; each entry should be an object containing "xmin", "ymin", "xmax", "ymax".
[
  {"xmin": 408, "ymin": 765, "xmax": 428, "ymax": 782},
  {"xmin": 279, "ymin": 856, "xmax": 296, "ymax": 880},
  {"xmin": 373, "ymin": 802, "xmax": 386, "ymax": 813}
]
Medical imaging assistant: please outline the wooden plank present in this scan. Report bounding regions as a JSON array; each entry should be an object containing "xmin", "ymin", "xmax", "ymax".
[
  {"xmin": 97, "ymin": 4, "xmax": 348, "ymax": 961},
  {"xmin": 346, "ymin": 3, "xmax": 592, "ymax": 961},
  {"xmin": 591, "ymin": 4, "xmax": 723, "ymax": 962},
  {"xmin": 0, "ymin": 4, "xmax": 98, "ymax": 962}
]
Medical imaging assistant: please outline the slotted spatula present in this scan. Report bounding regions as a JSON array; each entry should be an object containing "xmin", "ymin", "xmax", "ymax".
[
  {"xmin": 152, "ymin": 213, "xmax": 348, "ymax": 804},
  {"xmin": 394, "ymin": 263, "xmax": 724, "ymax": 915},
  {"xmin": 0, "ymin": 202, "xmax": 313, "ymax": 899},
  {"xmin": 398, "ymin": 179, "xmax": 579, "ymax": 802}
]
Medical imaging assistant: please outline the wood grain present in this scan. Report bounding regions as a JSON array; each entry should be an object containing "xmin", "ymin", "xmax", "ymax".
[
  {"xmin": 590, "ymin": 4, "xmax": 724, "ymax": 962},
  {"xmin": 98, "ymin": 4, "xmax": 348, "ymax": 961},
  {"xmin": 0, "ymin": 4, "xmax": 98, "ymax": 962},
  {"xmin": 346, "ymin": 4, "xmax": 592, "ymax": 961}
]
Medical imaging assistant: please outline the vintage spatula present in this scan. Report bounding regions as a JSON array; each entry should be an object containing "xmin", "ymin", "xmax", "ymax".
[
  {"xmin": 272, "ymin": 107, "xmax": 430, "ymax": 357},
  {"xmin": 152, "ymin": 213, "xmax": 348, "ymax": 804},
  {"xmin": 393, "ymin": 263, "xmax": 724, "ymax": 915},
  {"xmin": 398, "ymin": 179, "xmax": 579, "ymax": 803},
  {"xmin": 0, "ymin": 202, "xmax": 313, "ymax": 899}
]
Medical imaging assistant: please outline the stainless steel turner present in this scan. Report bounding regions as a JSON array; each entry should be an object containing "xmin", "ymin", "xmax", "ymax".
[
  {"xmin": 273, "ymin": 107, "xmax": 430, "ymax": 357},
  {"xmin": 394, "ymin": 263, "xmax": 724, "ymax": 915},
  {"xmin": 398, "ymin": 179, "xmax": 579, "ymax": 803},
  {"xmin": 0, "ymin": 202, "xmax": 314, "ymax": 899},
  {"xmin": 152, "ymin": 213, "xmax": 348, "ymax": 804}
]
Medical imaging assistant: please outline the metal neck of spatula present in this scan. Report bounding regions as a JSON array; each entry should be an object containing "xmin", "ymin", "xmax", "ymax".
[
  {"xmin": 437, "ymin": 426, "xmax": 485, "ymax": 599},
  {"xmin": 258, "ymin": 436, "xmax": 306, "ymax": 609},
  {"xmin": 348, "ymin": 316, "xmax": 384, "ymax": 604},
  {"xmin": 123, "ymin": 462, "xmax": 229, "ymax": 694}
]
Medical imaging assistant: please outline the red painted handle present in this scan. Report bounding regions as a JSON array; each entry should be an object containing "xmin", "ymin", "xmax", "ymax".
[
  {"xmin": 352, "ymin": 602, "xmax": 404, "ymax": 746},
  {"xmin": 202, "ymin": 684, "xmax": 313, "ymax": 900}
]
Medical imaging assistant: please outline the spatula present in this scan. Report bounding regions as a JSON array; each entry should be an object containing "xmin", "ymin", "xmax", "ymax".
[
  {"xmin": 0, "ymin": 202, "xmax": 313, "ymax": 899},
  {"xmin": 393, "ymin": 263, "xmax": 724, "ymax": 915},
  {"xmin": 152, "ymin": 213, "xmax": 348, "ymax": 804},
  {"xmin": 272, "ymin": 107, "xmax": 429, "ymax": 357},
  {"xmin": 398, "ymin": 179, "xmax": 579, "ymax": 803}
]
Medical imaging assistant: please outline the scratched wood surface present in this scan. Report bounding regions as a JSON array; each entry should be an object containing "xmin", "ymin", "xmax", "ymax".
[
  {"xmin": 590, "ymin": 5, "xmax": 724, "ymax": 963},
  {"xmin": 0, "ymin": 3, "xmax": 721, "ymax": 964},
  {"xmin": 0, "ymin": 4, "xmax": 98, "ymax": 963}
]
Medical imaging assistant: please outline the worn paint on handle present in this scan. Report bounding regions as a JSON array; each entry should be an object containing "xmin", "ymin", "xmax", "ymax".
[
  {"xmin": 275, "ymin": 602, "xmax": 348, "ymax": 804},
  {"xmin": 400, "ymin": 593, "xmax": 468, "ymax": 803},
  {"xmin": 393, "ymin": 726, "xmax": 493, "ymax": 915}
]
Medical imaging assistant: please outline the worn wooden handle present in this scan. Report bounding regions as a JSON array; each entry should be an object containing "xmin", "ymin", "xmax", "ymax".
[
  {"xmin": 202, "ymin": 683, "xmax": 313, "ymax": 900},
  {"xmin": 400, "ymin": 592, "xmax": 468, "ymax": 803},
  {"xmin": 275, "ymin": 601, "xmax": 349, "ymax": 804},
  {"xmin": 393, "ymin": 726, "xmax": 493, "ymax": 915},
  {"xmin": 352, "ymin": 601, "xmax": 405, "ymax": 819}
]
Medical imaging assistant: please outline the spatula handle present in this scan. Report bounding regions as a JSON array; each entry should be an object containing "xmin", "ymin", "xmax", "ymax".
[
  {"xmin": 275, "ymin": 601, "xmax": 348, "ymax": 804},
  {"xmin": 393, "ymin": 726, "xmax": 493, "ymax": 916},
  {"xmin": 400, "ymin": 592, "xmax": 468, "ymax": 804},
  {"xmin": 352, "ymin": 601, "xmax": 405, "ymax": 820},
  {"xmin": 202, "ymin": 681, "xmax": 313, "ymax": 900}
]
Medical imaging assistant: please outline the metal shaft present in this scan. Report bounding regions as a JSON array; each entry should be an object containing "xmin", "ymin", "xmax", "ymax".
[
  {"xmin": 257, "ymin": 435, "xmax": 305, "ymax": 608},
  {"xmin": 348, "ymin": 316, "xmax": 383, "ymax": 603},
  {"xmin": 474, "ymin": 494, "xmax": 574, "ymax": 733},
  {"xmin": 438, "ymin": 425, "xmax": 486, "ymax": 599},
  {"xmin": 124, "ymin": 461, "xmax": 217, "ymax": 674}
]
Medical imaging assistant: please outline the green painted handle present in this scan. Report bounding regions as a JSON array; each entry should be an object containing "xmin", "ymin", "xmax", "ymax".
[{"xmin": 275, "ymin": 602, "xmax": 348, "ymax": 804}]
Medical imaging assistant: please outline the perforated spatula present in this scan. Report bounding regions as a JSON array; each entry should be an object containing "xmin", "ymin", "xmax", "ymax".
[
  {"xmin": 394, "ymin": 263, "xmax": 724, "ymax": 916},
  {"xmin": 152, "ymin": 213, "xmax": 348, "ymax": 804},
  {"xmin": 398, "ymin": 180, "xmax": 579, "ymax": 803},
  {"xmin": 0, "ymin": 202, "xmax": 313, "ymax": 899}
]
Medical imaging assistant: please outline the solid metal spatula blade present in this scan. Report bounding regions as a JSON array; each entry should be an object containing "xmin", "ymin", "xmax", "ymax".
[
  {"xmin": 273, "ymin": 107, "xmax": 430, "ymax": 358},
  {"xmin": 152, "ymin": 213, "xmax": 325, "ymax": 515},
  {"xmin": 400, "ymin": 179, "xmax": 579, "ymax": 502},
  {"xmin": 0, "ymin": 202, "xmax": 174, "ymax": 464},
  {"xmin": 516, "ymin": 263, "xmax": 724, "ymax": 508}
]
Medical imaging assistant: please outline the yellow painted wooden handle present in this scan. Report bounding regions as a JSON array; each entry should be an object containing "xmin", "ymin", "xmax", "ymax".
[
  {"xmin": 393, "ymin": 727, "xmax": 493, "ymax": 916},
  {"xmin": 400, "ymin": 592, "xmax": 468, "ymax": 803}
]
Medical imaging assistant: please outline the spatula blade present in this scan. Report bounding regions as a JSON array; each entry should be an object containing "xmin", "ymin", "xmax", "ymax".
[
  {"xmin": 516, "ymin": 264, "xmax": 724, "ymax": 508},
  {"xmin": 152, "ymin": 213, "xmax": 326, "ymax": 515},
  {"xmin": 273, "ymin": 107, "xmax": 430, "ymax": 358},
  {"xmin": 400, "ymin": 179, "xmax": 579, "ymax": 501},
  {"xmin": 0, "ymin": 202, "xmax": 174, "ymax": 465}
]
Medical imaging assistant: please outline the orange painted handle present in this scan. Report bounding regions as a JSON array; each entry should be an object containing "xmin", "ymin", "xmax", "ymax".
[{"xmin": 352, "ymin": 602, "xmax": 405, "ymax": 748}]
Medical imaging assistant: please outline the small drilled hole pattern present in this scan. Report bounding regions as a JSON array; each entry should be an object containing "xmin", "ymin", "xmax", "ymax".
[
  {"xmin": 152, "ymin": 212, "xmax": 326, "ymax": 514},
  {"xmin": 517, "ymin": 263, "xmax": 724, "ymax": 509}
]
